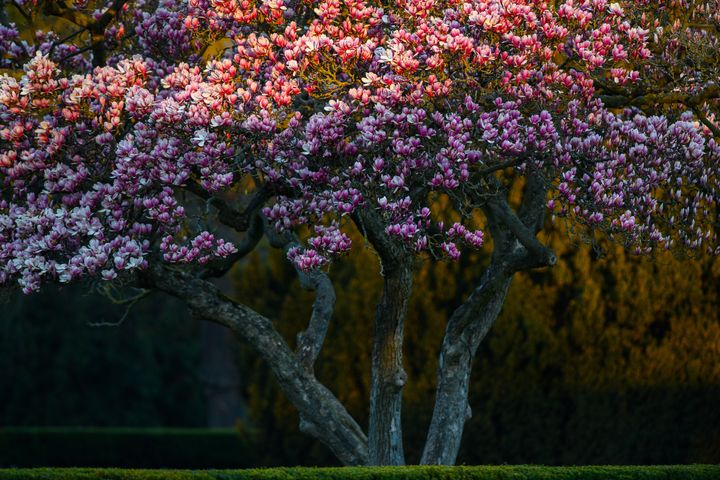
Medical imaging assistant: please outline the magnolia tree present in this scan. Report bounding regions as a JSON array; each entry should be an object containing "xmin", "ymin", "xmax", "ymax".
[{"xmin": 1, "ymin": 0, "xmax": 720, "ymax": 466}]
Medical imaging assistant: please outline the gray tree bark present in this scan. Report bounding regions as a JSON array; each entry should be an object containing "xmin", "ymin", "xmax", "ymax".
[
  {"xmin": 421, "ymin": 174, "xmax": 555, "ymax": 465},
  {"xmin": 145, "ymin": 174, "xmax": 555, "ymax": 467},
  {"xmin": 144, "ymin": 264, "xmax": 369, "ymax": 466},
  {"xmin": 420, "ymin": 261, "xmax": 513, "ymax": 464},
  {"xmin": 368, "ymin": 261, "xmax": 413, "ymax": 465}
]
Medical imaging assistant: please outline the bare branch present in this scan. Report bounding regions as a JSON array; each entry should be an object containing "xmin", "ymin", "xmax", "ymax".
[
  {"xmin": 89, "ymin": 287, "xmax": 151, "ymax": 327},
  {"xmin": 58, "ymin": 44, "xmax": 93, "ymax": 65},
  {"xmin": 600, "ymin": 85, "xmax": 720, "ymax": 109},
  {"xmin": 485, "ymin": 194, "xmax": 557, "ymax": 267},
  {"xmin": 263, "ymin": 218, "xmax": 336, "ymax": 372},
  {"xmin": 49, "ymin": 27, "xmax": 88, "ymax": 56},
  {"xmin": 186, "ymin": 182, "xmax": 269, "ymax": 233},
  {"xmin": 98, "ymin": 285, "xmax": 152, "ymax": 305}
]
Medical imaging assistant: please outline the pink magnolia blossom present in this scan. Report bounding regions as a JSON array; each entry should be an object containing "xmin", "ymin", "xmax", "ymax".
[{"xmin": 1, "ymin": 0, "xmax": 719, "ymax": 291}]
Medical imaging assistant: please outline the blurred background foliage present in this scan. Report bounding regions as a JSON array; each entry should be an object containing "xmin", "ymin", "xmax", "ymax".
[
  {"xmin": 1, "ymin": 286, "xmax": 202, "ymax": 427},
  {"xmin": 3, "ymin": 218, "xmax": 720, "ymax": 466},
  {"xmin": 232, "ymin": 220, "xmax": 720, "ymax": 466}
]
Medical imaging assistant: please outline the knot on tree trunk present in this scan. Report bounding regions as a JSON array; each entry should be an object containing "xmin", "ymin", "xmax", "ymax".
[
  {"xmin": 299, "ymin": 415, "xmax": 321, "ymax": 437},
  {"xmin": 390, "ymin": 367, "xmax": 408, "ymax": 389}
]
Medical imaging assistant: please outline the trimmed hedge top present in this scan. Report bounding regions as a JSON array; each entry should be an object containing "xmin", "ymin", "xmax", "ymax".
[{"xmin": 0, "ymin": 466, "xmax": 718, "ymax": 480}]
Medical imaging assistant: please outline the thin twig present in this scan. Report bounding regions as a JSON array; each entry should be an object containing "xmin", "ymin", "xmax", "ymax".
[
  {"xmin": 89, "ymin": 287, "xmax": 151, "ymax": 327},
  {"xmin": 49, "ymin": 27, "xmax": 88, "ymax": 56},
  {"xmin": 87, "ymin": 306, "xmax": 132, "ymax": 327},
  {"xmin": 10, "ymin": 0, "xmax": 32, "ymax": 27},
  {"xmin": 58, "ymin": 44, "xmax": 93, "ymax": 64}
]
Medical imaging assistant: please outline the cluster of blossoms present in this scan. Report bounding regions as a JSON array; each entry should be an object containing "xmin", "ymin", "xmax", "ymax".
[
  {"xmin": 550, "ymin": 102, "xmax": 720, "ymax": 253},
  {"xmin": 287, "ymin": 225, "xmax": 352, "ymax": 270},
  {"xmin": 184, "ymin": 0, "xmax": 665, "ymax": 265},
  {"xmin": 1, "ymin": 0, "xmax": 719, "ymax": 292},
  {"xmin": 133, "ymin": 0, "xmax": 199, "ymax": 61},
  {"xmin": 0, "ymin": 54, "xmax": 238, "ymax": 292},
  {"xmin": 0, "ymin": 21, "xmax": 91, "ymax": 72}
]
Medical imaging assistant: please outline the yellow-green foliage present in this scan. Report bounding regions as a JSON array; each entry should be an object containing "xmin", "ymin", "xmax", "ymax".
[{"xmin": 232, "ymin": 220, "xmax": 720, "ymax": 465}]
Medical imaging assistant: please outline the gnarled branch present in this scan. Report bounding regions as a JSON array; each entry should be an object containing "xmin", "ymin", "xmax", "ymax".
[
  {"xmin": 264, "ymin": 219, "xmax": 336, "ymax": 372},
  {"xmin": 185, "ymin": 182, "xmax": 270, "ymax": 233},
  {"xmin": 141, "ymin": 263, "xmax": 368, "ymax": 465},
  {"xmin": 600, "ymin": 85, "xmax": 720, "ymax": 110},
  {"xmin": 484, "ymin": 178, "xmax": 557, "ymax": 268},
  {"xmin": 422, "ymin": 171, "xmax": 554, "ymax": 465}
]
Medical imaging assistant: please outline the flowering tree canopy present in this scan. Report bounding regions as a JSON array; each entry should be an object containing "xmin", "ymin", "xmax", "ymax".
[{"xmin": 1, "ymin": 0, "xmax": 719, "ymax": 467}]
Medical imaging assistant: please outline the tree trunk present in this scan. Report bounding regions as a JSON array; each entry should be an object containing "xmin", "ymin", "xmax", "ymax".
[
  {"xmin": 145, "ymin": 264, "xmax": 369, "ymax": 466},
  {"xmin": 421, "ymin": 262, "xmax": 513, "ymax": 465},
  {"xmin": 368, "ymin": 261, "xmax": 413, "ymax": 466},
  {"xmin": 422, "ymin": 173, "xmax": 553, "ymax": 465}
]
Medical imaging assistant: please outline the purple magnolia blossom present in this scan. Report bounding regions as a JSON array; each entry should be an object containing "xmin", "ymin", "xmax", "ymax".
[{"xmin": 1, "ymin": 0, "xmax": 719, "ymax": 293}]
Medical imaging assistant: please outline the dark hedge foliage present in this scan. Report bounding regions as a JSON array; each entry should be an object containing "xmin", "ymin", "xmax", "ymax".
[
  {"xmin": 0, "ymin": 428, "xmax": 256, "ymax": 469},
  {"xmin": 0, "ymin": 285, "xmax": 203, "ymax": 429}
]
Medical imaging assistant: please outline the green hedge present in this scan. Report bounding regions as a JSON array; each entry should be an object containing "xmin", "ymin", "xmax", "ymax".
[
  {"xmin": 0, "ymin": 428, "xmax": 256, "ymax": 469},
  {"xmin": 0, "ymin": 466, "xmax": 719, "ymax": 480}
]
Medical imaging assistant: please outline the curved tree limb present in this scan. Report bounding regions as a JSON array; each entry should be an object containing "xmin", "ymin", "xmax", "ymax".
[
  {"xmin": 420, "ymin": 259, "xmax": 513, "ymax": 465},
  {"xmin": 295, "ymin": 270, "xmax": 336, "ymax": 371},
  {"xmin": 484, "ymin": 177, "xmax": 557, "ymax": 267},
  {"xmin": 185, "ymin": 182, "xmax": 270, "ymax": 233},
  {"xmin": 422, "ymin": 173, "xmax": 555, "ymax": 465},
  {"xmin": 142, "ymin": 263, "xmax": 368, "ymax": 465},
  {"xmin": 599, "ymin": 85, "xmax": 720, "ymax": 110},
  {"xmin": 264, "ymin": 220, "xmax": 336, "ymax": 373}
]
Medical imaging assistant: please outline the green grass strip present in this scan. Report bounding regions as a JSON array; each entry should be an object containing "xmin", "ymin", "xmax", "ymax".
[{"xmin": 0, "ymin": 466, "xmax": 719, "ymax": 480}]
